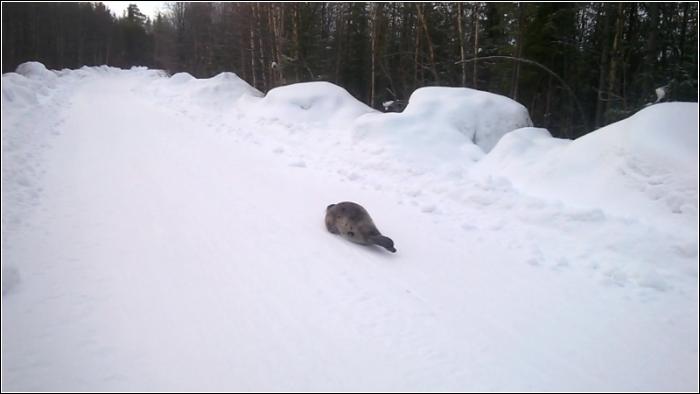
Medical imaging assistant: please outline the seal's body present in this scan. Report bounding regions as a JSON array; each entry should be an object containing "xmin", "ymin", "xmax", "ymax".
[{"xmin": 325, "ymin": 202, "xmax": 396, "ymax": 253}]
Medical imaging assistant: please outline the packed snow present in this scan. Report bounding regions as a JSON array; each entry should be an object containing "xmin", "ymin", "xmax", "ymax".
[{"xmin": 1, "ymin": 62, "xmax": 698, "ymax": 391}]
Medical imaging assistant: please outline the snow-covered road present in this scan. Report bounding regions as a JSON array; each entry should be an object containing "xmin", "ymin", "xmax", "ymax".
[{"xmin": 2, "ymin": 65, "xmax": 698, "ymax": 391}]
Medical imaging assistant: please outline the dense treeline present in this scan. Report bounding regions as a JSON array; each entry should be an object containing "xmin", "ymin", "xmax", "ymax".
[
  {"xmin": 2, "ymin": 2, "xmax": 698, "ymax": 138},
  {"xmin": 2, "ymin": 3, "xmax": 152, "ymax": 70}
]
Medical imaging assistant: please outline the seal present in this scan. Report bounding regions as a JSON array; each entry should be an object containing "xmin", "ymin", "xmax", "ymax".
[{"xmin": 325, "ymin": 202, "xmax": 396, "ymax": 253}]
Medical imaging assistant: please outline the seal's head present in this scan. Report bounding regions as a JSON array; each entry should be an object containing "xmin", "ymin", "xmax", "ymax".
[{"xmin": 370, "ymin": 235, "xmax": 396, "ymax": 253}]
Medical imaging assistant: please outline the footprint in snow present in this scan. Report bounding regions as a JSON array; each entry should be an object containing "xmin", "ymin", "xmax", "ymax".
[
  {"xmin": 461, "ymin": 223, "xmax": 478, "ymax": 232},
  {"xmin": 421, "ymin": 204, "xmax": 436, "ymax": 213}
]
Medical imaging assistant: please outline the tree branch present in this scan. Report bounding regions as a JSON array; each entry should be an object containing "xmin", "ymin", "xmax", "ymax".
[{"xmin": 455, "ymin": 55, "xmax": 588, "ymax": 135}]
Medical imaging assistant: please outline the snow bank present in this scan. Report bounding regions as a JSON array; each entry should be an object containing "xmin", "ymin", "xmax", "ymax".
[
  {"xmin": 2, "ymin": 73, "xmax": 43, "ymax": 108},
  {"xmin": 354, "ymin": 86, "xmax": 532, "ymax": 157},
  {"xmin": 243, "ymin": 81, "xmax": 375, "ymax": 128},
  {"xmin": 136, "ymin": 73, "xmax": 530, "ymax": 174},
  {"xmin": 2, "ymin": 62, "xmax": 68, "ymax": 299},
  {"xmin": 2, "ymin": 63, "xmax": 60, "ymax": 108},
  {"xmin": 143, "ymin": 71, "xmax": 263, "ymax": 110},
  {"xmin": 15, "ymin": 61, "xmax": 58, "ymax": 82},
  {"xmin": 3, "ymin": 62, "xmax": 163, "ymax": 110},
  {"xmin": 472, "ymin": 102, "xmax": 699, "ymax": 229}
]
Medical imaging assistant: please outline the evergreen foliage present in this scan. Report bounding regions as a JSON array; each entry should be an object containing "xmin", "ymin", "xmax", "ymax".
[{"xmin": 2, "ymin": 2, "xmax": 697, "ymax": 138}]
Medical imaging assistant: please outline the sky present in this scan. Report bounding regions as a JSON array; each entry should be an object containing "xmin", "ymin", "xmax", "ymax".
[{"xmin": 103, "ymin": 2, "xmax": 168, "ymax": 18}]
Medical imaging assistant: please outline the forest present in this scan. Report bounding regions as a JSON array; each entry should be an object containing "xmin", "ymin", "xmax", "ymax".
[{"xmin": 2, "ymin": 2, "xmax": 698, "ymax": 138}]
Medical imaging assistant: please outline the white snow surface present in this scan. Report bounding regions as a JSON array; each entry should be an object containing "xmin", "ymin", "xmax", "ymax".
[{"xmin": 1, "ymin": 63, "xmax": 698, "ymax": 391}]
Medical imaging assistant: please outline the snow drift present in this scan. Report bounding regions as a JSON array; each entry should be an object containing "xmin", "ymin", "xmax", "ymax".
[
  {"xmin": 472, "ymin": 103, "xmax": 699, "ymax": 230},
  {"xmin": 354, "ymin": 86, "xmax": 532, "ymax": 152},
  {"xmin": 145, "ymin": 71, "xmax": 263, "ymax": 110},
  {"xmin": 2, "ymin": 62, "xmax": 58, "ymax": 108},
  {"xmin": 243, "ymin": 81, "xmax": 376, "ymax": 128},
  {"xmin": 16, "ymin": 61, "xmax": 58, "ymax": 82}
]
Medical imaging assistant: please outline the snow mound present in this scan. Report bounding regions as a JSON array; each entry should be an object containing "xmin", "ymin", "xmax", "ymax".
[
  {"xmin": 248, "ymin": 81, "xmax": 376, "ymax": 127},
  {"xmin": 351, "ymin": 87, "xmax": 531, "ymax": 171},
  {"xmin": 15, "ymin": 61, "xmax": 58, "ymax": 82},
  {"xmin": 170, "ymin": 72, "xmax": 195, "ymax": 84},
  {"xmin": 354, "ymin": 86, "xmax": 531, "ymax": 155},
  {"xmin": 2, "ymin": 62, "xmax": 68, "ymax": 110},
  {"xmin": 473, "ymin": 102, "xmax": 699, "ymax": 229},
  {"xmin": 145, "ymin": 71, "xmax": 263, "ymax": 110},
  {"xmin": 406, "ymin": 87, "xmax": 533, "ymax": 153},
  {"xmin": 2, "ymin": 73, "xmax": 42, "ymax": 108},
  {"xmin": 2, "ymin": 62, "xmax": 62, "ymax": 108},
  {"xmin": 188, "ymin": 72, "xmax": 263, "ymax": 108}
]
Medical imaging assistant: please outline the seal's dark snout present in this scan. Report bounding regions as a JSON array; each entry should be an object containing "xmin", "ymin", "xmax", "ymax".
[{"xmin": 385, "ymin": 239, "xmax": 397, "ymax": 253}]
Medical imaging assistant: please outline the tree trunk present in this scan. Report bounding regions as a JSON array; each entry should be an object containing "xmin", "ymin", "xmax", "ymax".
[
  {"xmin": 643, "ymin": 3, "xmax": 659, "ymax": 98},
  {"xmin": 457, "ymin": 3, "xmax": 466, "ymax": 86},
  {"xmin": 544, "ymin": 75, "xmax": 553, "ymax": 129},
  {"xmin": 370, "ymin": 3, "xmax": 377, "ymax": 107},
  {"xmin": 269, "ymin": 3, "xmax": 285, "ymax": 86},
  {"xmin": 472, "ymin": 3, "xmax": 479, "ymax": 89},
  {"xmin": 511, "ymin": 3, "xmax": 524, "ymax": 100},
  {"xmin": 248, "ymin": 5, "xmax": 257, "ymax": 88},
  {"xmin": 414, "ymin": 10, "xmax": 420, "ymax": 85},
  {"xmin": 415, "ymin": 3, "xmax": 438, "ymax": 83},
  {"xmin": 292, "ymin": 3, "xmax": 300, "ymax": 82},
  {"xmin": 605, "ymin": 2, "xmax": 624, "ymax": 123},
  {"xmin": 253, "ymin": 3, "xmax": 267, "ymax": 90},
  {"xmin": 679, "ymin": 2, "xmax": 689, "ymax": 60},
  {"xmin": 594, "ymin": 3, "xmax": 611, "ymax": 128},
  {"xmin": 334, "ymin": 4, "xmax": 345, "ymax": 84}
]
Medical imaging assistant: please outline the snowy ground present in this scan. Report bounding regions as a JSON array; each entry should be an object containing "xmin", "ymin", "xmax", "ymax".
[{"xmin": 1, "ymin": 63, "xmax": 698, "ymax": 391}]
